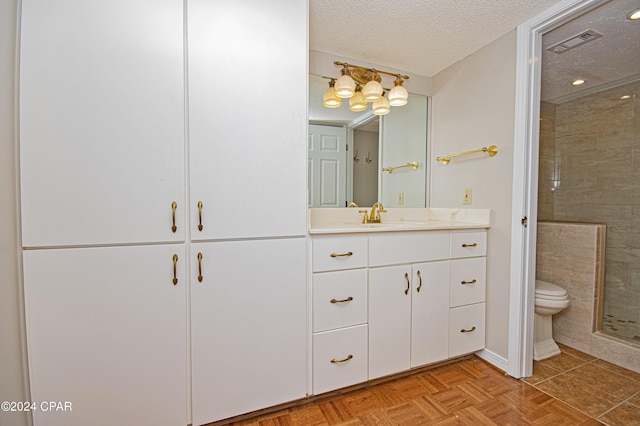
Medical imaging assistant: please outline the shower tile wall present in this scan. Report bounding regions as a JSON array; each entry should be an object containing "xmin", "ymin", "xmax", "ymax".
[{"xmin": 538, "ymin": 80, "xmax": 640, "ymax": 342}]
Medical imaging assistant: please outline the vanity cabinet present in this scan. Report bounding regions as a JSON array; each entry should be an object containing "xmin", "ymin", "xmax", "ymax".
[
  {"xmin": 310, "ymin": 229, "xmax": 487, "ymax": 393},
  {"xmin": 311, "ymin": 236, "xmax": 369, "ymax": 394}
]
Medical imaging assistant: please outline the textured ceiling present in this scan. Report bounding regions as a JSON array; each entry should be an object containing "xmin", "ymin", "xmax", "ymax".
[
  {"xmin": 310, "ymin": 0, "xmax": 564, "ymax": 77},
  {"xmin": 541, "ymin": 0, "xmax": 640, "ymax": 102}
]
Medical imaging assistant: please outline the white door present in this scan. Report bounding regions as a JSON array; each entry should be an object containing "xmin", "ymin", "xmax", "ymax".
[
  {"xmin": 411, "ymin": 261, "xmax": 450, "ymax": 367},
  {"xmin": 188, "ymin": 0, "xmax": 307, "ymax": 240},
  {"xmin": 368, "ymin": 265, "xmax": 412, "ymax": 379},
  {"xmin": 308, "ymin": 124, "xmax": 347, "ymax": 207},
  {"xmin": 20, "ymin": 0, "xmax": 185, "ymax": 247},
  {"xmin": 191, "ymin": 238, "xmax": 306, "ymax": 425},
  {"xmin": 23, "ymin": 245, "xmax": 188, "ymax": 426}
]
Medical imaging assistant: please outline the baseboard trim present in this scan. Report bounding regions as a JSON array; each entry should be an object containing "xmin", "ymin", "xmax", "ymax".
[{"xmin": 475, "ymin": 348, "xmax": 508, "ymax": 373}]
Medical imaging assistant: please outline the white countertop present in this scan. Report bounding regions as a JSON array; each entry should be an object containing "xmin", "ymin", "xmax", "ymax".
[{"xmin": 309, "ymin": 208, "xmax": 491, "ymax": 234}]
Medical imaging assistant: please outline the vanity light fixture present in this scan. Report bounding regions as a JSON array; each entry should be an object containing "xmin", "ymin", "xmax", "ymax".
[
  {"xmin": 322, "ymin": 61, "xmax": 410, "ymax": 115},
  {"xmin": 335, "ymin": 66, "xmax": 356, "ymax": 98},
  {"xmin": 349, "ymin": 85, "xmax": 367, "ymax": 112},
  {"xmin": 322, "ymin": 79, "xmax": 341, "ymax": 108},
  {"xmin": 388, "ymin": 78, "xmax": 409, "ymax": 106},
  {"xmin": 627, "ymin": 8, "xmax": 640, "ymax": 20}
]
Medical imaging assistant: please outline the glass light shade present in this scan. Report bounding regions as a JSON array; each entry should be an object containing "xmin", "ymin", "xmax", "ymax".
[
  {"xmin": 349, "ymin": 91, "xmax": 367, "ymax": 112},
  {"xmin": 322, "ymin": 87, "xmax": 341, "ymax": 108},
  {"xmin": 362, "ymin": 80, "xmax": 383, "ymax": 102},
  {"xmin": 388, "ymin": 84, "xmax": 409, "ymax": 106},
  {"xmin": 372, "ymin": 96, "xmax": 390, "ymax": 115},
  {"xmin": 335, "ymin": 74, "xmax": 356, "ymax": 98}
]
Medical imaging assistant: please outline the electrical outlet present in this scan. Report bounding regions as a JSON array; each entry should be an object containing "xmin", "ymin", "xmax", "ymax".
[
  {"xmin": 463, "ymin": 188, "xmax": 472, "ymax": 205},
  {"xmin": 398, "ymin": 191, "xmax": 404, "ymax": 205}
]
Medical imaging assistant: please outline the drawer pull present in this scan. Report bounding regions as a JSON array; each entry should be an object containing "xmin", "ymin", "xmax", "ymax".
[
  {"xmin": 330, "ymin": 252, "xmax": 353, "ymax": 258},
  {"xmin": 330, "ymin": 296, "xmax": 353, "ymax": 304},
  {"xmin": 462, "ymin": 243, "xmax": 478, "ymax": 248},
  {"xmin": 416, "ymin": 270, "xmax": 422, "ymax": 292},
  {"xmin": 461, "ymin": 279, "xmax": 477, "ymax": 285},
  {"xmin": 461, "ymin": 326, "xmax": 477, "ymax": 333},
  {"xmin": 404, "ymin": 272, "xmax": 410, "ymax": 295},
  {"xmin": 330, "ymin": 354, "xmax": 353, "ymax": 363}
]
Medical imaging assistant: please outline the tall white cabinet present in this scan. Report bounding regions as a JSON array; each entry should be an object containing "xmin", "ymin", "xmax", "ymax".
[{"xmin": 19, "ymin": 1, "xmax": 308, "ymax": 425}]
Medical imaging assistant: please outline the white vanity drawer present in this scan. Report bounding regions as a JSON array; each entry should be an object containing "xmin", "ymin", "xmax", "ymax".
[
  {"xmin": 313, "ymin": 324, "xmax": 368, "ymax": 395},
  {"xmin": 312, "ymin": 236, "xmax": 368, "ymax": 272},
  {"xmin": 450, "ymin": 231, "xmax": 487, "ymax": 258},
  {"xmin": 313, "ymin": 269, "xmax": 367, "ymax": 332},
  {"xmin": 449, "ymin": 303, "xmax": 485, "ymax": 357},
  {"xmin": 450, "ymin": 257, "xmax": 486, "ymax": 307},
  {"xmin": 369, "ymin": 231, "xmax": 450, "ymax": 267}
]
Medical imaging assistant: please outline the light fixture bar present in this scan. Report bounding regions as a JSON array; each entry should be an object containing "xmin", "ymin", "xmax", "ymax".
[{"xmin": 333, "ymin": 61, "xmax": 410, "ymax": 83}]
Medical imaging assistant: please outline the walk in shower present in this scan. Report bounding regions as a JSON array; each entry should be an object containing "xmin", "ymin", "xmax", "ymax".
[{"xmin": 538, "ymin": 0, "xmax": 640, "ymax": 345}]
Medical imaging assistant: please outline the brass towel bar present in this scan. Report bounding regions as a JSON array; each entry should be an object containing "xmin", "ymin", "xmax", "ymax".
[
  {"xmin": 436, "ymin": 145, "xmax": 498, "ymax": 165},
  {"xmin": 382, "ymin": 161, "xmax": 419, "ymax": 174}
]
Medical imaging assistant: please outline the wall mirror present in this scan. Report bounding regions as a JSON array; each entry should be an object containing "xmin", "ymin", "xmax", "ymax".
[{"xmin": 308, "ymin": 74, "xmax": 428, "ymax": 208}]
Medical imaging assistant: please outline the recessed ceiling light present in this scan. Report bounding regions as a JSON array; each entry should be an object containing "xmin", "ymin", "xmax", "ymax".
[
  {"xmin": 572, "ymin": 79, "xmax": 585, "ymax": 86},
  {"xmin": 628, "ymin": 8, "xmax": 640, "ymax": 20}
]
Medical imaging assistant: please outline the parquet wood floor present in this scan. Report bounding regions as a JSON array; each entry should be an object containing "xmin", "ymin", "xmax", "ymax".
[{"xmin": 213, "ymin": 356, "xmax": 603, "ymax": 425}]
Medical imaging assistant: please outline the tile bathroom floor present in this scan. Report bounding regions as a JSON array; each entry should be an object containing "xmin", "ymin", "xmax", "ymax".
[{"xmin": 525, "ymin": 343, "xmax": 640, "ymax": 426}]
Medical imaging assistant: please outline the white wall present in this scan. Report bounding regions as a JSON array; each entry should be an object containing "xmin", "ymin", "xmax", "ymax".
[
  {"xmin": 0, "ymin": 0, "xmax": 30, "ymax": 425},
  {"xmin": 430, "ymin": 30, "xmax": 517, "ymax": 360}
]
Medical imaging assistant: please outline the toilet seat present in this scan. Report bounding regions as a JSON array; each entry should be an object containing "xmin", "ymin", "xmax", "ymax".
[{"xmin": 535, "ymin": 280, "xmax": 568, "ymax": 300}]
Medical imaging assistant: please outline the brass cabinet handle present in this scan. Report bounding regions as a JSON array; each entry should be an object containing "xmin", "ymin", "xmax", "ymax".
[
  {"xmin": 197, "ymin": 252, "xmax": 203, "ymax": 282},
  {"xmin": 330, "ymin": 252, "xmax": 353, "ymax": 257},
  {"xmin": 461, "ymin": 279, "xmax": 477, "ymax": 285},
  {"xmin": 330, "ymin": 354, "xmax": 353, "ymax": 363},
  {"xmin": 416, "ymin": 270, "xmax": 422, "ymax": 293},
  {"xmin": 171, "ymin": 201, "xmax": 178, "ymax": 233},
  {"xmin": 462, "ymin": 243, "xmax": 478, "ymax": 248},
  {"xmin": 197, "ymin": 201, "xmax": 203, "ymax": 231},
  {"xmin": 330, "ymin": 297, "xmax": 353, "ymax": 304},
  {"xmin": 461, "ymin": 326, "xmax": 477, "ymax": 333},
  {"xmin": 172, "ymin": 254, "xmax": 179, "ymax": 285},
  {"xmin": 404, "ymin": 272, "xmax": 410, "ymax": 295}
]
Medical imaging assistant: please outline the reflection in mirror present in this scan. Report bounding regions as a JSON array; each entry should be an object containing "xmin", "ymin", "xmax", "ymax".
[{"xmin": 308, "ymin": 74, "xmax": 428, "ymax": 208}]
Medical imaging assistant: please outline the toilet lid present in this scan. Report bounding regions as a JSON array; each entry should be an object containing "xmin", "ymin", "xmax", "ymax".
[{"xmin": 535, "ymin": 280, "xmax": 567, "ymax": 297}]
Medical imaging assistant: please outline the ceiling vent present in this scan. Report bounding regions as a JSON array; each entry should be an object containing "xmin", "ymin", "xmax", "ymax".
[{"xmin": 547, "ymin": 29, "xmax": 603, "ymax": 54}]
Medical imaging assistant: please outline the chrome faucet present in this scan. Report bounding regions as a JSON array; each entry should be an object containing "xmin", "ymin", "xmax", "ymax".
[{"xmin": 358, "ymin": 202, "xmax": 387, "ymax": 224}]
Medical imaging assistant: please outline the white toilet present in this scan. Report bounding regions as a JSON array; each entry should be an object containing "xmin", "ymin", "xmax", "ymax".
[{"xmin": 534, "ymin": 280, "xmax": 570, "ymax": 361}]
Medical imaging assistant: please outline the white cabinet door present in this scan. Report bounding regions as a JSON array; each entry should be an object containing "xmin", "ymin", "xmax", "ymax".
[
  {"xmin": 411, "ymin": 261, "xmax": 450, "ymax": 367},
  {"xmin": 20, "ymin": 0, "xmax": 185, "ymax": 247},
  {"xmin": 23, "ymin": 245, "xmax": 188, "ymax": 426},
  {"xmin": 191, "ymin": 238, "xmax": 306, "ymax": 425},
  {"xmin": 368, "ymin": 265, "xmax": 412, "ymax": 379},
  {"xmin": 188, "ymin": 0, "xmax": 307, "ymax": 240}
]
